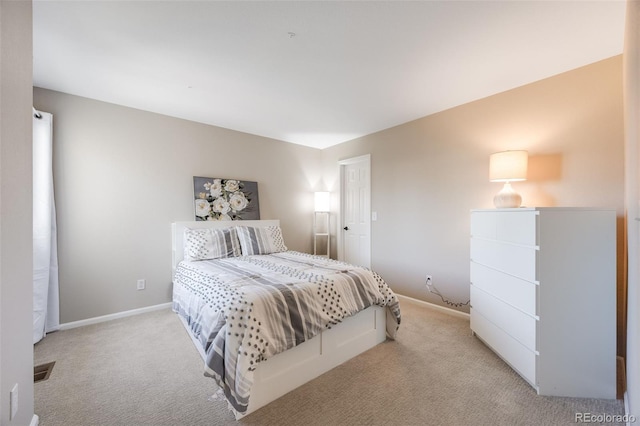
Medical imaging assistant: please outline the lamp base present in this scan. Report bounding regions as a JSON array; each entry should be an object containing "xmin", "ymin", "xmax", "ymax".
[{"xmin": 493, "ymin": 182, "xmax": 522, "ymax": 208}]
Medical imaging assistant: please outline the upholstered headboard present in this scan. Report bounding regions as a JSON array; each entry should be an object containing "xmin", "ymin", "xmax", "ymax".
[{"xmin": 171, "ymin": 220, "xmax": 280, "ymax": 278}]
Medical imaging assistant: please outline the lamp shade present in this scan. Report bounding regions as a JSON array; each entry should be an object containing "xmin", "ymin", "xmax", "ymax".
[
  {"xmin": 314, "ymin": 191, "xmax": 330, "ymax": 212},
  {"xmin": 489, "ymin": 150, "xmax": 528, "ymax": 182}
]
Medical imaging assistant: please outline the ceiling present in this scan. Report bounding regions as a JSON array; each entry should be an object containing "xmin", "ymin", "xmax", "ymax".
[{"xmin": 33, "ymin": 1, "xmax": 627, "ymax": 149}]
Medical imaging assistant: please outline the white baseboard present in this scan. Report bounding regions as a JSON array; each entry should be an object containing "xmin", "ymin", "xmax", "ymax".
[
  {"xmin": 57, "ymin": 296, "xmax": 467, "ymax": 331},
  {"xmin": 58, "ymin": 302, "xmax": 173, "ymax": 331},
  {"xmin": 396, "ymin": 293, "xmax": 470, "ymax": 320},
  {"xmin": 31, "ymin": 414, "xmax": 39, "ymax": 426}
]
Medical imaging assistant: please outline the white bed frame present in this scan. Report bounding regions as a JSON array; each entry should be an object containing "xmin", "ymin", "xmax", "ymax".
[{"xmin": 172, "ymin": 220, "xmax": 387, "ymax": 419}]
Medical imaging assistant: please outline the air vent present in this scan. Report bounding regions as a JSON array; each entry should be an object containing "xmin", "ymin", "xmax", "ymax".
[{"xmin": 34, "ymin": 361, "xmax": 55, "ymax": 383}]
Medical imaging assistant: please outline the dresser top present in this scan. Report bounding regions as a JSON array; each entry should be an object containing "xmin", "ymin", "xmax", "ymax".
[{"xmin": 471, "ymin": 207, "xmax": 616, "ymax": 212}]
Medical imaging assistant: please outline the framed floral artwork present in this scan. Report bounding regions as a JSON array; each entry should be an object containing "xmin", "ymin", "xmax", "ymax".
[{"xmin": 193, "ymin": 176, "xmax": 260, "ymax": 221}]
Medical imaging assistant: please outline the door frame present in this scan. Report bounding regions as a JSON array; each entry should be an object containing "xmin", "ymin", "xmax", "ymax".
[{"xmin": 337, "ymin": 154, "xmax": 371, "ymax": 266}]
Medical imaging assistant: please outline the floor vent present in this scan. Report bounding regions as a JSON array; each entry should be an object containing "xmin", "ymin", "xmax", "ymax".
[{"xmin": 34, "ymin": 361, "xmax": 55, "ymax": 383}]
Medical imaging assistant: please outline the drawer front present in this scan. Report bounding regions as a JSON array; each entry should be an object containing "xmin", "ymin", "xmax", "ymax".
[
  {"xmin": 496, "ymin": 211, "xmax": 537, "ymax": 246},
  {"xmin": 470, "ymin": 238, "xmax": 537, "ymax": 282},
  {"xmin": 471, "ymin": 286, "xmax": 536, "ymax": 351},
  {"xmin": 471, "ymin": 211, "xmax": 497, "ymax": 240},
  {"xmin": 471, "ymin": 211, "xmax": 537, "ymax": 246},
  {"xmin": 470, "ymin": 261, "xmax": 537, "ymax": 317},
  {"xmin": 471, "ymin": 308, "xmax": 536, "ymax": 386}
]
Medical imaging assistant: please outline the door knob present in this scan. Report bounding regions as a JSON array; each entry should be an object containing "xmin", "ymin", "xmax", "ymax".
[{"xmin": 343, "ymin": 226, "xmax": 349, "ymax": 231}]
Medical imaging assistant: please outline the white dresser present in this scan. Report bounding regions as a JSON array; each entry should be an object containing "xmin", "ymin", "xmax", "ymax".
[{"xmin": 470, "ymin": 207, "xmax": 616, "ymax": 399}]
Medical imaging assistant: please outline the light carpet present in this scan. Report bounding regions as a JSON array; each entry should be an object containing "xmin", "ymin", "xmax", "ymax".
[{"xmin": 34, "ymin": 300, "xmax": 624, "ymax": 425}]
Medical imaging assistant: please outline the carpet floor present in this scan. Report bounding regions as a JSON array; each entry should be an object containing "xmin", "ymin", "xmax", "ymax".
[{"xmin": 34, "ymin": 300, "xmax": 624, "ymax": 425}]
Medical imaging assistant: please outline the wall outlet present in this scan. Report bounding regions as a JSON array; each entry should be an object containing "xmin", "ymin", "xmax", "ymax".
[
  {"xmin": 10, "ymin": 383, "xmax": 18, "ymax": 420},
  {"xmin": 137, "ymin": 279, "xmax": 146, "ymax": 290}
]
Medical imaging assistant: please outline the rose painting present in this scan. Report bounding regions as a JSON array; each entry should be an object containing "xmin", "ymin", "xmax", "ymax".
[{"xmin": 193, "ymin": 177, "xmax": 260, "ymax": 221}]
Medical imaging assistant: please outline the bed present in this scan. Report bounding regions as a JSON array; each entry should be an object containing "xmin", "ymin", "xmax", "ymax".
[{"xmin": 171, "ymin": 220, "xmax": 401, "ymax": 419}]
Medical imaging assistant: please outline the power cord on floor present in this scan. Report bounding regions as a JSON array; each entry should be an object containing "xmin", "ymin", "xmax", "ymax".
[{"xmin": 426, "ymin": 276, "xmax": 470, "ymax": 308}]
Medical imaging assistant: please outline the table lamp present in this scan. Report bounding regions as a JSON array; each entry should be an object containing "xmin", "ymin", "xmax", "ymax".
[{"xmin": 489, "ymin": 150, "xmax": 528, "ymax": 208}]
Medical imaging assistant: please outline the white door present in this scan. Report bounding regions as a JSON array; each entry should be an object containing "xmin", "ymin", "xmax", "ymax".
[{"xmin": 340, "ymin": 155, "xmax": 371, "ymax": 268}]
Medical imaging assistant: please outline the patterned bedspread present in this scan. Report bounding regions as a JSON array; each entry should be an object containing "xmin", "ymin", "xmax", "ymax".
[{"xmin": 172, "ymin": 250, "xmax": 401, "ymax": 414}]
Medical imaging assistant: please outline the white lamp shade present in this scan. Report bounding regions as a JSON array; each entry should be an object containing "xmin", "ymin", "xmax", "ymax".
[
  {"xmin": 489, "ymin": 150, "xmax": 528, "ymax": 182},
  {"xmin": 314, "ymin": 191, "xmax": 330, "ymax": 212}
]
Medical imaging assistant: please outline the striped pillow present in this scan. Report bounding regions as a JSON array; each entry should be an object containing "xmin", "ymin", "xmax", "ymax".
[
  {"xmin": 236, "ymin": 225, "xmax": 288, "ymax": 256},
  {"xmin": 183, "ymin": 227, "xmax": 241, "ymax": 261}
]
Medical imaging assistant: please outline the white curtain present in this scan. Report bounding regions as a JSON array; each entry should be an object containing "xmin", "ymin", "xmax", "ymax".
[{"xmin": 33, "ymin": 109, "xmax": 59, "ymax": 344}]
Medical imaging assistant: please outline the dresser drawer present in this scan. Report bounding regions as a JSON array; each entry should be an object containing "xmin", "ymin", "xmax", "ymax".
[
  {"xmin": 471, "ymin": 211, "xmax": 537, "ymax": 246},
  {"xmin": 471, "ymin": 286, "xmax": 536, "ymax": 351},
  {"xmin": 471, "ymin": 308, "xmax": 536, "ymax": 386},
  {"xmin": 496, "ymin": 211, "xmax": 537, "ymax": 246},
  {"xmin": 470, "ymin": 211, "xmax": 498, "ymax": 240},
  {"xmin": 470, "ymin": 238, "xmax": 537, "ymax": 282},
  {"xmin": 470, "ymin": 261, "xmax": 537, "ymax": 317}
]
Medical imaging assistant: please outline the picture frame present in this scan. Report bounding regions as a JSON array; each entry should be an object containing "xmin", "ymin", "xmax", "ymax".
[{"xmin": 193, "ymin": 176, "xmax": 260, "ymax": 221}]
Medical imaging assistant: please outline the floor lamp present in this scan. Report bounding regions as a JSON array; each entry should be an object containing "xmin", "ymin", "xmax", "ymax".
[{"xmin": 314, "ymin": 192, "xmax": 330, "ymax": 257}]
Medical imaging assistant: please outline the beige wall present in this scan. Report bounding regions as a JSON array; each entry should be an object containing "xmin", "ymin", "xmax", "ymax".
[
  {"xmin": 34, "ymin": 56, "xmax": 625, "ymax": 326},
  {"xmin": 34, "ymin": 88, "xmax": 323, "ymax": 323},
  {"xmin": 322, "ymin": 56, "xmax": 624, "ymax": 314},
  {"xmin": 1, "ymin": 1, "xmax": 35, "ymax": 424}
]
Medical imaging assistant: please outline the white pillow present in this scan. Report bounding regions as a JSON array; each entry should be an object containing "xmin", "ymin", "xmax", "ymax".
[
  {"xmin": 236, "ymin": 225, "xmax": 288, "ymax": 256},
  {"xmin": 183, "ymin": 227, "xmax": 242, "ymax": 261}
]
